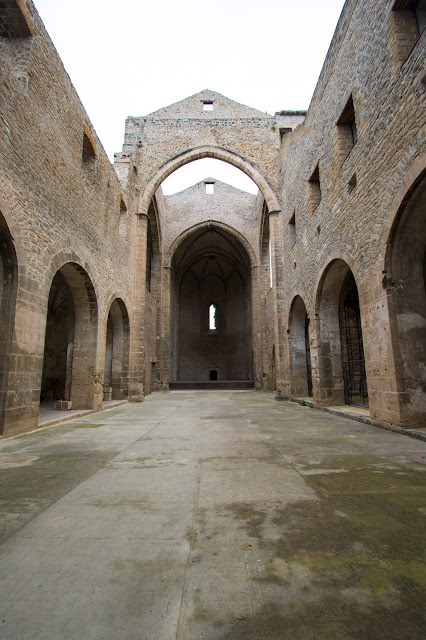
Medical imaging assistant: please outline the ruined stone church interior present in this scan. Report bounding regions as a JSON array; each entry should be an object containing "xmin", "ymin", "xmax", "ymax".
[
  {"xmin": 0, "ymin": 0, "xmax": 424, "ymax": 435},
  {"xmin": 0, "ymin": 1, "xmax": 425, "ymax": 638}
]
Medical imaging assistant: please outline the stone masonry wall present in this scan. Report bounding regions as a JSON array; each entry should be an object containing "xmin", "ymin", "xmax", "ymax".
[
  {"xmin": 162, "ymin": 180, "xmax": 259, "ymax": 261},
  {"xmin": 0, "ymin": 0, "xmax": 135, "ymax": 434},
  {"xmin": 119, "ymin": 90, "xmax": 305, "ymax": 212},
  {"xmin": 278, "ymin": 0, "xmax": 426, "ymax": 425},
  {"xmin": 1, "ymin": 0, "xmax": 424, "ymax": 434}
]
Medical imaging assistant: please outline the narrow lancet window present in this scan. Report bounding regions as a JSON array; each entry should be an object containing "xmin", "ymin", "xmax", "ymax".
[{"xmin": 209, "ymin": 304, "xmax": 217, "ymax": 330}]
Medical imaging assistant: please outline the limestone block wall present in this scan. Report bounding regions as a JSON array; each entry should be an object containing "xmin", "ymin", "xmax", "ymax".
[
  {"xmin": 119, "ymin": 91, "xmax": 304, "ymax": 215},
  {"xmin": 1, "ymin": 0, "xmax": 424, "ymax": 434},
  {"xmin": 162, "ymin": 180, "xmax": 259, "ymax": 259},
  {"xmin": 277, "ymin": 0, "xmax": 426, "ymax": 427},
  {"xmin": 157, "ymin": 180, "xmax": 259, "ymax": 384},
  {"xmin": 0, "ymin": 0, "xmax": 134, "ymax": 434}
]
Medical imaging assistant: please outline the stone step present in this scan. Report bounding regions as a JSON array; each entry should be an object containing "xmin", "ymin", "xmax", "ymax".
[{"xmin": 169, "ymin": 380, "xmax": 254, "ymax": 390}]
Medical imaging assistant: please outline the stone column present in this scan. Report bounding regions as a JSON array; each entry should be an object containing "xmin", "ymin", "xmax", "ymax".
[
  {"xmin": 268, "ymin": 209, "xmax": 290, "ymax": 398},
  {"xmin": 360, "ymin": 267, "xmax": 404, "ymax": 429},
  {"xmin": 250, "ymin": 264, "xmax": 263, "ymax": 389},
  {"xmin": 159, "ymin": 265, "xmax": 172, "ymax": 389},
  {"xmin": 129, "ymin": 212, "xmax": 149, "ymax": 402}
]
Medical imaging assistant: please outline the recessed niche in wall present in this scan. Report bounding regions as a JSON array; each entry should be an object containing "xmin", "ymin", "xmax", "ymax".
[{"xmin": 308, "ymin": 164, "xmax": 321, "ymax": 215}]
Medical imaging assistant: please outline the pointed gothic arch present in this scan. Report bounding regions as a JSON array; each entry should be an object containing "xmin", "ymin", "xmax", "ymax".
[
  {"xmin": 288, "ymin": 295, "xmax": 313, "ymax": 398},
  {"xmin": 383, "ymin": 167, "xmax": 426, "ymax": 427},
  {"xmin": 170, "ymin": 222, "xmax": 255, "ymax": 384},
  {"xmin": 137, "ymin": 146, "xmax": 281, "ymax": 217},
  {"xmin": 41, "ymin": 261, "xmax": 99, "ymax": 410},
  {"xmin": 104, "ymin": 298, "xmax": 130, "ymax": 400},
  {"xmin": 315, "ymin": 259, "xmax": 368, "ymax": 407}
]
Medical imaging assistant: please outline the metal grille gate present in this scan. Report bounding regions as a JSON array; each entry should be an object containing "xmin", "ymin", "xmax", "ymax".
[{"xmin": 340, "ymin": 287, "xmax": 369, "ymax": 407}]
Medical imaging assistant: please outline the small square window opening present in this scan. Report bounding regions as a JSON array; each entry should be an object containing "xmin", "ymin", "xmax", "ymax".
[
  {"xmin": 203, "ymin": 101, "xmax": 214, "ymax": 111},
  {"xmin": 206, "ymin": 183, "xmax": 214, "ymax": 195}
]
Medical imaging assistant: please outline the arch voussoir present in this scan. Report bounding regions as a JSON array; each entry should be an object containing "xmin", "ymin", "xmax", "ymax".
[{"xmin": 137, "ymin": 146, "xmax": 280, "ymax": 215}]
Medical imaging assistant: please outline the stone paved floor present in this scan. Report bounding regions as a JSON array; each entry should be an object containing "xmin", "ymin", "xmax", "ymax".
[{"xmin": 0, "ymin": 391, "xmax": 425, "ymax": 639}]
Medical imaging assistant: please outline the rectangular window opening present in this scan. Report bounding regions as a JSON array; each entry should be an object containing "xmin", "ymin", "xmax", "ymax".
[
  {"xmin": 389, "ymin": 1, "xmax": 425, "ymax": 68},
  {"xmin": 415, "ymin": 0, "xmax": 426, "ymax": 31},
  {"xmin": 203, "ymin": 101, "xmax": 214, "ymax": 111},
  {"xmin": 308, "ymin": 164, "xmax": 321, "ymax": 215},
  {"xmin": 209, "ymin": 304, "xmax": 217, "ymax": 330},
  {"xmin": 279, "ymin": 127, "xmax": 292, "ymax": 142},
  {"xmin": 82, "ymin": 129, "xmax": 97, "ymax": 182},
  {"xmin": 393, "ymin": 0, "xmax": 426, "ymax": 32},
  {"xmin": 205, "ymin": 183, "xmax": 214, "ymax": 195},
  {"xmin": 0, "ymin": 1, "xmax": 32, "ymax": 38},
  {"xmin": 119, "ymin": 196, "xmax": 127, "ymax": 238},
  {"xmin": 289, "ymin": 212, "xmax": 296, "ymax": 248},
  {"xmin": 336, "ymin": 94, "xmax": 357, "ymax": 165},
  {"xmin": 348, "ymin": 173, "xmax": 357, "ymax": 193}
]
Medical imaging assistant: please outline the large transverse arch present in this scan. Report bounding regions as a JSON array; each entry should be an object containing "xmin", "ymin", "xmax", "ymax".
[
  {"xmin": 137, "ymin": 146, "xmax": 281, "ymax": 216},
  {"xmin": 121, "ymin": 90, "xmax": 304, "ymax": 394}
]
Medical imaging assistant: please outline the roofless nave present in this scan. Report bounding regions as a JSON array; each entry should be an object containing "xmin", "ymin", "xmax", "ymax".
[{"xmin": 0, "ymin": 0, "xmax": 425, "ymax": 436}]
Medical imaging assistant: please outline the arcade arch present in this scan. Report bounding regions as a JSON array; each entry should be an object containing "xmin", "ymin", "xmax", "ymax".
[
  {"xmin": 41, "ymin": 262, "xmax": 98, "ymax": 410},
  {"xmin": 384, "ymin": 170, "xmax": 426, "ymax": 427},
  {"xmin": 315, "ymin": 259, "xmax": 368, "ymax": 407},
  {"xmin": 0, "ymin": 211, "xmax": 18, "ymax": 433},
  {"xmin": 104, "ymin": 298, "xmax": 130, "ymax": 401},
  {"xmin": 288, "ymin": 296, "xmax": 313, "ymax": 398}
]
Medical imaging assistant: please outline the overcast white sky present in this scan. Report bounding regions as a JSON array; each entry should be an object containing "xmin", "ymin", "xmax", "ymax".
[{"xmin": 34, "ymin": 0, "xmax": 346, "ymax": 194}]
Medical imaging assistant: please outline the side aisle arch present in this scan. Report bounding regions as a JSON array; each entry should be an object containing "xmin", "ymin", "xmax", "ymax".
[
  {"xmin": 314, "ymin": 255, "xmax": 368, "ymax": 408},
  {"xmin": 380, "ymin": 156, "xmax": 426, "ymax": 428},
  {"xmin": 104, "ymin": 298, "xmax": 130, "ymax": 401},
  {"xmin": 41, "ymin": 255, "xmax": 99, "ymax": 410}
]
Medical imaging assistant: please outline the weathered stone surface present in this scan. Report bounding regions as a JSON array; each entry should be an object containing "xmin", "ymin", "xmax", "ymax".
[
  {"xmin": 0, "ymin": 0, "xmax": 425, "ymax": 435},
  {"xmin": 0, "ymin": 392, "xmax": 425, "ymax": 639}
]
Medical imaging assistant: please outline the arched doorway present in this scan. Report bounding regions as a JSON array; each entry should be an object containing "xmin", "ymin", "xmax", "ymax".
[
  {"xmin": 104, "ymin": 298, "xmax": 130, "ymax": 401},
  {"xmin": 316, "ymin": 260, "xmax": 368, "ymax": 407},
  {"xmin": 41, "ymin": 263, "xmax": 98, "ymax": 409},
  {"xmin": 0, "ymin": 211, "xmax": 18, "ymax": 433},
  {"xmin": 339, "ymin": 272, "xmax": 368, "ymax": 407},
  {"xmin": 385, "ymin": 171, "xmax": 426, "ymax": 427},
  {"xmin": 289, "ymin": 296, "xmax": 313, "ymax": 398},
  {"xmin": 171, "ymin": 226, "xmax": 253, "ymax": 384}
]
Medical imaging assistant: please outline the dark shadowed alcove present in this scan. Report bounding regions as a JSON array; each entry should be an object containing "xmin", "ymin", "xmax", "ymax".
[{"xmin": 171, "ymin": 226, "xmax": 253, "ymax": 383}]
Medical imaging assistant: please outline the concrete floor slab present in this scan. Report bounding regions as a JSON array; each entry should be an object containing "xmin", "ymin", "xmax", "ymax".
[
  {"xmin": 1, "ymin": 391, "xmax": 425, "ymax": 639},
  {"xmin": 0, "ymin": 538, "xmax": 188, "ymax": 640}
]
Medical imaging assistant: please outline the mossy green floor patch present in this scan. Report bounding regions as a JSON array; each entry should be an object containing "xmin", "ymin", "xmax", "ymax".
[
  {"xmin": 216, "ymin": 597, "xmax": 424, "ymax": 640},
  {"xmin": 246, "ymin": 464, "xmax": 426, "ymax": 638},
  {"xmin": 0, "ymin": 450, "xmax": 116, "ymax": 542},
  {"xmin": 1, "ymin": 393, "xmax": 425, "ymax": 639}
]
